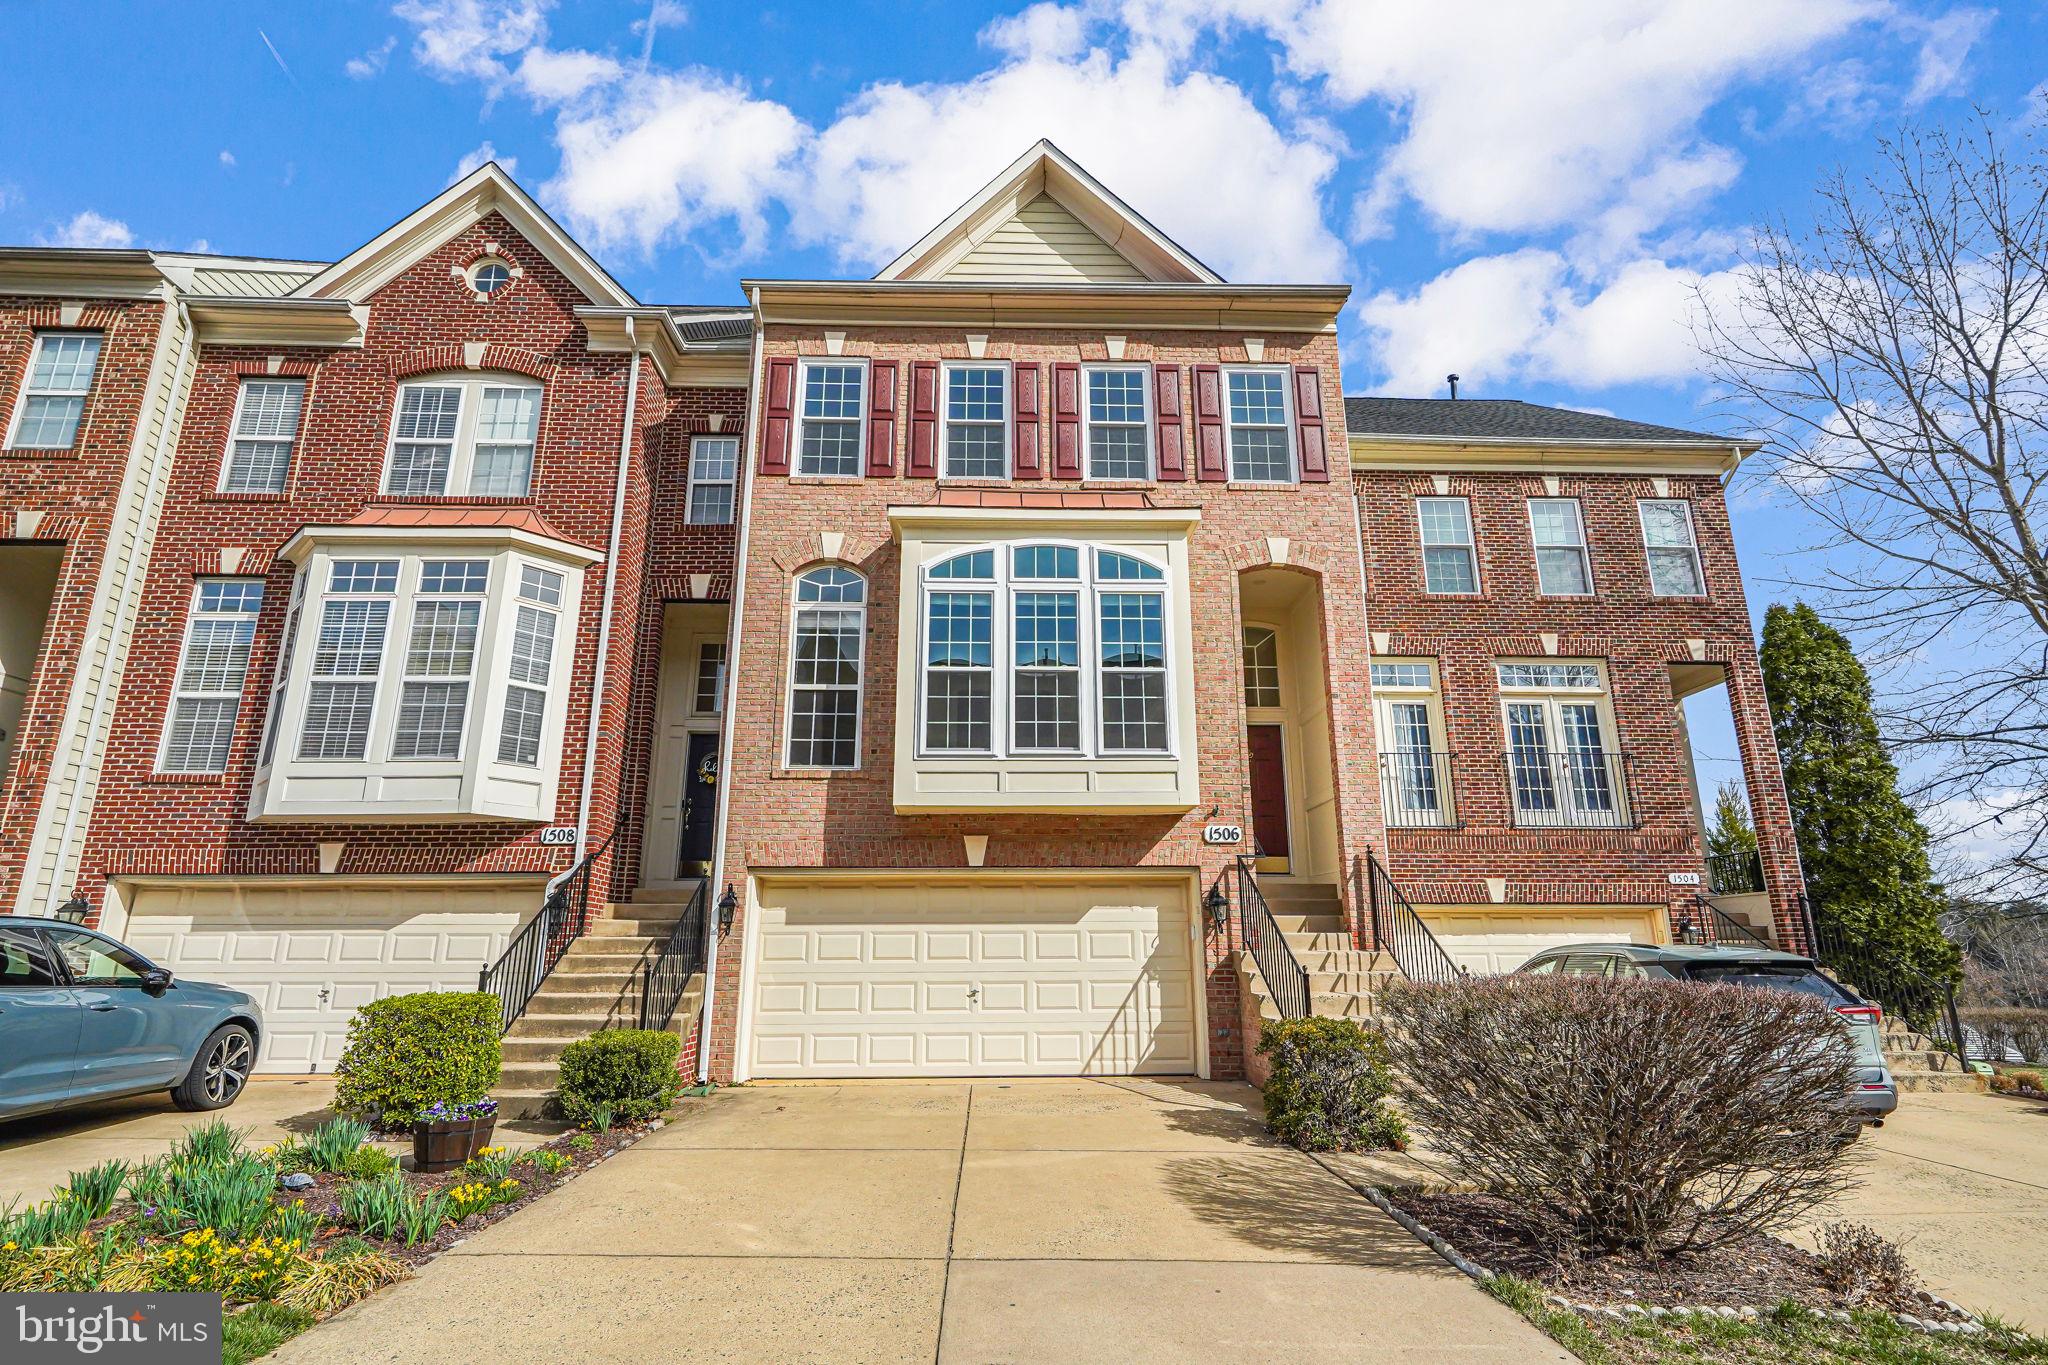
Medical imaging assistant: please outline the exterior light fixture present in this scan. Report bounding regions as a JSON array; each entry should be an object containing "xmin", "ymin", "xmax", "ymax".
[
  {"xmin": 1203, "ymin": 880, "xmax": 1229, "ymax": 934},
  {"xmin": 717, "ymin": 883, "xmax": 739, "ymax": 936}
]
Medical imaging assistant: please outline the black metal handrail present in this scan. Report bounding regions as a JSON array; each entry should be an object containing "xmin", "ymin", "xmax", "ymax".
[
  {"xmin": 1378, "ymin": 751, "xmax": 1458, "ymax": 828},
  {"xmin": 1706, "ymin": 848, "xmax": 1765, "ymax": 895},
  {"xmin": 638, "ymin": 878, "xmax": 710, "ymax": 1031},
  {"xmin": 1502, "ymin": 750, "xmax": 1634, "ymax": 829},
  {"xmin": 1803, "ymin": 891, "xmax": 1977, "ymax": 1066},
  {"xmin": 1235, "ymin": 855, "xmax": 1309, "ymax": 1019},
  {"xmin": 479, "ymin": 833, "xmax": 612, "ymax": 1034},
  {"xmin": 1364, "ymin": 850, "xmax": 1465, "ymax": 984},
  {"xmin": 1675, "ymin": 893, "xmax": 1775, "ymax": 950}
]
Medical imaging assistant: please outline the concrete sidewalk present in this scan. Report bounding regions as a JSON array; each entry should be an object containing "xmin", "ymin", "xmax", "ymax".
[{"xmin": 272, "ymin": 1079, "xmax": 1567, "ymax": 1364}]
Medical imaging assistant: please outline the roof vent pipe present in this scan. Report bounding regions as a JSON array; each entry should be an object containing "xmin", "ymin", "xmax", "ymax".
[{"xmin": 1446, "ymin": 373, "xmax": 1460, "ymax": 399}]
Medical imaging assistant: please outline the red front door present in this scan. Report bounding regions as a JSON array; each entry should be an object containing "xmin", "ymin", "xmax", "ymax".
[{"xmin": 1247, "ymin": 724, "xmax": 1291, "ymax": 862}]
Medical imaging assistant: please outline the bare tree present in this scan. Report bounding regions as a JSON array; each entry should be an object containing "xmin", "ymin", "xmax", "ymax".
[{"xmin": 1698, "ymin": 112, "xmax": 2048, "ymax": 890}]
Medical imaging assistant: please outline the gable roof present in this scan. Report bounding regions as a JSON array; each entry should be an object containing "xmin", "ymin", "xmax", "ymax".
[
  {"xmin": 293, "ymin": 162, "xmax": 636, "ymax": 308},
  {"xmin": 1344, "ymin": 397, "xmax": 1746, "ymax": 448},
  {"xmin": 875, "ymin": 140, "xmax": 1222, "ymax": 286}
]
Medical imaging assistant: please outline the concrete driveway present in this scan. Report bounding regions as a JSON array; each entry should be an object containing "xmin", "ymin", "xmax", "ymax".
[
  {"xmin": 273, "ymin": 1079, "xmax": 1565, "ymax": 1364},
  {"xmin": 1800, "ymin": 1088, "xmax": 2048, "ymax": 1331}
]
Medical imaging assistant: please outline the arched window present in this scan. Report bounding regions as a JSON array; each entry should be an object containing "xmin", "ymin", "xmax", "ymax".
[{"xmin": 785, "ymin": 565, "xmax": 866, "ymax": 768}]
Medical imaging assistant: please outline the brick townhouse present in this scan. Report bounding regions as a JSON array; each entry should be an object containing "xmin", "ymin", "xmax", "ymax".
[{"xmin": 0, "ymin": 144, "xmax": 1800, "ymax": 1096}]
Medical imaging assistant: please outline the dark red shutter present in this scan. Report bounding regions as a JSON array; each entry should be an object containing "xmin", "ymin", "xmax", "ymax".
[
  {"xmin": 1192, "ymin": 364, "xmax": 1227, "ymax": 482},
  {"xmin": 1293, "ymin": 365, "xmax": 1328, "ymax": 483},
  {"xmin": 760, "ymin": 356, "xmax": 795, "ymax": 475},
  {"xmin": 1154, "ymin": 364, "xmax": 1185, "ymax": 481},
  {"xmin": 1052, "ymin": 362, "xmax": 1082, "ymax": 479},
  {"xmin": 1013, "ymin": 363, "xmax": 1042, "ymax": 478},
  {"xmin": 907, "ymin": 360, "xmax": 939, "ymax": 478},
  {"xmin": 866, "ymin": 360, "xmax": 898, "ymax": 477}
]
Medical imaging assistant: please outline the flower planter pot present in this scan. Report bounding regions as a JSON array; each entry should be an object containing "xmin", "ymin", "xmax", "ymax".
[{"xmin": 413, "ymin": 1115, "xmax": 497, "ymax": 1173}]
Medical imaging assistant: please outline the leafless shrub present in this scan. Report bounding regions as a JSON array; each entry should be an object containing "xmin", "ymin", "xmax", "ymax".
[
  {"xmin": 1959, "ymin": 1007, "xmax": 2048, "ymax": 1063},
  {"xmin": 1815, "ymin": 1222, "xmax": 1921, "ymax": 1303},
  {"xmin": 1378, "ymin": 974, "xmax": 1864, "ymax": 1255}
]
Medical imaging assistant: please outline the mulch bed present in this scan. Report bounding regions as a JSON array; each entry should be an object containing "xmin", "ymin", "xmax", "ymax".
[{"xmin": 1385, "ymin": 1190, "xmax": 1971, "ymax": 1323}]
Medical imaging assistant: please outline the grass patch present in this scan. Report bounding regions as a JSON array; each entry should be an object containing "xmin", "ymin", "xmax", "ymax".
[
  {"xmin": 222, "ymin": 1301, "xmax": 315, "ymax": 1365},
  {"xmin": 1484, "ymin": 1273, "xmax": 2048, "ymax": 1364}
]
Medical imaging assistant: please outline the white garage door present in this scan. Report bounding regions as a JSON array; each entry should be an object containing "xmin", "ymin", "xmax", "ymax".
[
  {"xmin": 748, "ymin": 876, "xmax": 1198, "ymax": 1078},
  {"xmin": 1419, "ymin": 905, "xmax": 1665, "ymax": 976},
  {"xmin": 119, "ymin": 880, "xmax": 542, "ymax": 1073}
]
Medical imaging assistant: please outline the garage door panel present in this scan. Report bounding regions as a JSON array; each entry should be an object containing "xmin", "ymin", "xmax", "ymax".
[
  {"xmin": 1421, "ymin": 905, "xmax": 1663, "ymax": 976},
  {"xmin": 748, "ymin": 878, "xmax": 1197, "ymax": 1078}
]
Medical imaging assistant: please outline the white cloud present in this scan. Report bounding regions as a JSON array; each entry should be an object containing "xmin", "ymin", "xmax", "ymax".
[
  {"xmin": 218, "ymin": 149, "xmax": 237, "ymax": 169},
  {"xmin": 516, "ymin": 46, "xmax": 623, "ymax": 102},
  {"xmin": 1898, "ymin": 7, "xmax": 1993, "ymax": 105},
  {"xmin": 346, "ymin": 35, "xmax": 399, "ymax": 80},
  {"xmin": 396, "ymin": 0, "xmax": 552, "ymax": 88},
  {"xmin": 452, "ymin": 141, "xmax": 517, "ymax": 183},
  {"xmin": 981, "ymin": 2, "xmax": 1091, "ymax": 62},
  {"xmin": 40, "ymin": 210, "xmax": 135, "ymax": 250}
]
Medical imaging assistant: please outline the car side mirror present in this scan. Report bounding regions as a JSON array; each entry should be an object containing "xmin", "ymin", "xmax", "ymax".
[{"xmin": 141, "ymin": 968, "xmax": 172, "ymax": 996}]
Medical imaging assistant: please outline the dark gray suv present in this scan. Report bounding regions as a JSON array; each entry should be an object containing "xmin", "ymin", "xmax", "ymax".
[{"xmin": 1513, "ymin": 943, "xmax": 1898, "ymax": 1124}]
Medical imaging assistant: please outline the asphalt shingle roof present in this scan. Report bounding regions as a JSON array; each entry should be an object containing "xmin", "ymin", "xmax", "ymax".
[{"xmin": 1344, "ymin": 397, "xmax": 1736, "ymax": 445}]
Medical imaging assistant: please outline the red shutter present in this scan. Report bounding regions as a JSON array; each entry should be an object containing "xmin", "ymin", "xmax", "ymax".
[
  {"xmin": 866, "ymin": 360, "xmax": 898, "ymax": 477},
  {"xmin": 1192, "ymin": 364, "xmax": 1227, "ymax": 482},
  {"xmin": 1294, "ymin": 365, "xmax": 1328, "ymax": 483},
  {"xmin": 1153, "ymin": 364, "xmax": 1186, "ymax": 481},
  {"xmin": 1013, "ymin": 363, "xmax": 1042, "ymax": 478},
  {"xmin": 760, "ymin": 356, "xmax": 795, "ymax": 476},
  {"xmin": 1052, "ymin": 362, "xmax": 1082, "ymax": 480},
  {"xmin": 907, "ymin": 360, "xmax": 939, "ymax": 478}
]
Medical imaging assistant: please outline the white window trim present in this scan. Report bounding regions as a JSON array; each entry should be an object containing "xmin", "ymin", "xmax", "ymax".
[
  {"xmin": 219, "ymin": 377, "xmax": 307, "ymax": 495},
  {"xmin": 1241, "ymin": 624, "xmax": 1282, "ymax": 711},
  {"xmin": 389, "ymin": 571, "xmax": 488, "ymax": 762},
  {"xmin": 1637, "ymin": 498, "xmax": 1706, "ymax": 597},
  {"xmin": 381, "ymin": 372, "xmax": 543, "ymax": 498},
  {"xmin": 1081, "ymin": 364, "xmax": 1154, "ymax": 481},
  {"xmin": 156, "ymin": 579, "xmax": 265, "ymax": 775},
  {"xmin": 1370, "ymin": 656, "xmax": 1454, "ymax": 826},
  {"xmin": 913, "ymin": 541, "xmax": 1175, "ymax": 761},
  {"xmin": 497, "ymin": 567, "xmax": 563, "ymax": 767},
  {"xmin": 685, "ymin": 434, "xmax": 739, "ymax": 525},
  {"xmin": 783, "ymin": 565, "xmax": 867, "ymax": 770},
  {"xmin": 792, "ymin": 357, "xmax": 869, "ymax": 478},
  {"xmin": 1527, "ymin": 497, "xmax": 1594, "ymax": 597},
  {"xmin": 937, "ymin": 360, "xmax": 1013, "ymax": 481},
  {"xmin": 691, "ymin": 639, "xmax": 727, "ymax": 718},
  {"xmin": 1416, "ymin": 495, "xmax": 1481, "ymax": 595},
  {"xmin": 1221, "ymin": 364, "xmax": 1296, "ymax": 485},
  {"xmin": 5, "ymin": 330, "xmax": 100, "ymax": 451},
  {"xmin": 1495, "ymin": 658, "xmax": 1629, "ymax": 826}
]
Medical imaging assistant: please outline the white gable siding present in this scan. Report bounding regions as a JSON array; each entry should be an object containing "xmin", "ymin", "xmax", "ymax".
[{"xmin": 939, "ymin": 196, "xmax": 1148, "ymax": 283}]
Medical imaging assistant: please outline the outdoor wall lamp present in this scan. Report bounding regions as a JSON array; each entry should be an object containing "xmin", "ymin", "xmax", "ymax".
[
  {"xmin": 55, "ymin": 891, "xmax": 90, "ymax": 924},
  {"xmin": 716, "ymin": 883, "xmax": 739, "ymax": 936},
  {"xmin": 1204, "ymin": 880, "xmax": 1230, "ymax": 934}
]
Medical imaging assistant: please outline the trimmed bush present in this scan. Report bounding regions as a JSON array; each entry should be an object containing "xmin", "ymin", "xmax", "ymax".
[
  {"xmin": 1960, "ymin": 1007, "xmax": 2048, "ymax": 1064},
  {"xmin": 1378, "ymin": 974, "xmax": 1862, "ymax": 1254},
  {"xmin": 333, "ymin": 992, "xmax": 501, "ymax": 1128},
  {"xmin": 1258, "ymin": 1017, "xmax": 1406, "ymax": 1152},
  {"xmin": 554, "ymin": 1029, "xmax": 681, "ymax": 1127}
]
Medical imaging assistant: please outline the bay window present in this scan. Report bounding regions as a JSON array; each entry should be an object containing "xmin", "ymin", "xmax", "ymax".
[{"xmin": 383, "ymin": 374, "xmax": 542, "ymax": 497}]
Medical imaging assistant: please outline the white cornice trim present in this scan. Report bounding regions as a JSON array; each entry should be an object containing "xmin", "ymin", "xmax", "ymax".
[
  {"xmin": 186, "ymin": 297, "xmax": 366, "ymax": 347},
  {"xmin": 276, "ymin": 520, "xmax": 605, "ymax": 568},
  {"xmin": 1350, "ymin": 439, "xmax": 1746, "ymax": 477},
  {"xmin": 750, "ymin": 282, "xmax": 1345, "ymax": 332}
]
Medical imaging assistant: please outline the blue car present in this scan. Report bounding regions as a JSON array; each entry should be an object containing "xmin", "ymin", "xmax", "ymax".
[{"xmin": 0, "ymin": 917, "xmax": 263, "ymax": 1121}]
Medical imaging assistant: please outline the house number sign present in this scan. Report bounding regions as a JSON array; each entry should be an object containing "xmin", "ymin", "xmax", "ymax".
[
  {"xmin": 1667, "ymin": 871, "xmax": 1703, "ymax": 886},
  {"xmin": 538, "ymin": 826, "xmax": 579, "ymax": 846},
  {"xmin": 1203, "ymin": 824, "xmax": 1245, "ymax": 845}
]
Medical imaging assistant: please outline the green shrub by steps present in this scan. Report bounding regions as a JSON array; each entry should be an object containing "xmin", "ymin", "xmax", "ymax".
[
  {"xmin": 554, "ymin": 1029, "xmax": 682, "ymax": 1127},
  {"xmin": 333, "ymin": 992, "xmax": 501, "ymax": 1128},
  {"xmin": 1258, "ymin": 1016, "xmax": 1407, "ymax": 1153}
]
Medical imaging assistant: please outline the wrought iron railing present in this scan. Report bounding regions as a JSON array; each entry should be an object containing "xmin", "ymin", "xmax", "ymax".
[
  {"xmin": 1803, "ymin": 892, "xmax": 1977, "ymax": 1066},
  {"xmin": 637, "ymin": 877, "xmax": 710, "ymax": 1031},
  {"xmin": 1706, "ymin": 848, "xmax": 1765, "ymax": 895},
  {"xmin": 1674, "ymin": 893, "xmax": 1774, "ymax": 950},
  {"xmin": 1378, "ymin": 751, "xmax": 1457, "ymax": 828},
  {"xmin": 1235, "ymin": 855, "xmax": 1309, "ymax": 1019},
  {"xmin": 1364, "ymin": 850, "xmax": 1465, "ymax": 984},
  {"xmin": 1503, "ymin": 750, "xmax": 1634, "ymax": 829},
  {"xmin": 479, "ymin": 833, "xmax": 612, "ymax": 1034}
]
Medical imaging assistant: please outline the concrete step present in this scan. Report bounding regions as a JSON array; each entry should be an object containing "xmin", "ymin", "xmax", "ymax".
[
  {"xmin": 1307, "ymin": 971, "xmax": 1399, "ymax": 994},
  {"xmin": 501, "ymin": 1061, "xmax": 562, "ymax": 1092},
  {"xmin": 1271, "ymin": 912, "xmax": 1347, "ymax": 934},
  {"xmin": 588, "ymin": 917, "xmax": 684, "ymax": 938},
  {"xmin": 1297, "ymin": 951, "xmax": 1389, "ymax": 973},
  {"xmin": 504, "ymin": 1012, "xmax": 613, "ymax": 1041},
  {"xmin": 565, "ymin": 933, "xmax": 661, "ymax": 952},
  {"xmin": 1885, "ymin": 1048, "xmax": 1969, "ymax": 1073},
  {"xmin": 553, "ymin": 951, "xmax": 652, "ymax": 976},
  {"xmin": 1894, "ymin": 1070, "xmax": 1988, "ymax": 1094},
  {"xmin": 1262, "ymin": 882, "xmax": 1342, "ymax": 908},
  {"xmin": 495, "ymin": 1089, "xmax": 555, "ymax": 1122},
  {"xmin": 1308, "ymin": 992, "xmax": 1376, "ymax": 1018},
  {"xmin": 1282, "ymin": 931, "xmax": 1355, "ymax": 954},
  {"xmin": 501, "ymin": 1036, "xmax": 593, "ymax": 1062},
  {"xmin": 525, "ymin": 988, "xmax": 636, "ymax": 1019},
  {"xmin": 620, "ymin": 883, "xmax": 705, "ymax": 906}
]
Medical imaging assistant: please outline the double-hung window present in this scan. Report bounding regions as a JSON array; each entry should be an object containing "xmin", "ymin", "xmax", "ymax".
[
  {"xmin": 7, "ymin": 332, "xmax": 101, "ymax": 450},
  {"xmin": 160, "ymin": 580, "xmax": 265, "ymax": 774},
  {"xmin": 384, "ymin": 375, "xmax": 542, "ymax": 497},
  {"xmin": 221, "ymin": 379, "xmax": 306, "ymax": 493},
  {"xmin": 919, "ymin": 543, "xmax": 1171, "ymax": 758},
  {"xmin": 686, "ymin": 435, "xmax": 738, "ymax": 524},
  {"xmin": 794, "ymin": 361, "xmax": 864, "ymax": 476},
  {"xmin": 1497, "ymin": 661, "xmax": 1628, "ymax": 828},
  {"xmin": 942, "ymin": 363, "xmax": 1010, "ymax": 479},
  {"xmin": 1417, "ymin": 496, "xmax": 1479, "ymax": 594},
  {"xmin": 1223, "ymin": 368, "xmax": 1293, "ymax": 483},
  {"xmin": 1084, "ymin": 367, "xmax": 1151, "ymax": 479},
  {"xmin": 497, "ymin": 565, "xmax": 562, "ymax": 766},
  {"xmin": 391, "ymin": 560, "xmax": 487, "ymax": 760},
  {"xmin": 786, "ymin": 566, "xmax": 865, "ymax": 768},
  {"xmin": 1638, "ymin": 499, "xmax": 1705, "ymax": 596},
  {"xmin": 300, "ymin": 560, "xmax": 397, "ymax": 760},
  {"xmin": 1371, "ymin": 659, "xmax": 1451, "ymax": 827},
  {"xmin": 1528, "ymin": 498, "xmax": 1591, "ymax": 596}
]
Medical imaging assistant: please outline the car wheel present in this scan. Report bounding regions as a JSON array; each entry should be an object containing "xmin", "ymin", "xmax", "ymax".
[{"xmin": 172, "ymin": 1024, "xmax": 255, "ymax": 1112}]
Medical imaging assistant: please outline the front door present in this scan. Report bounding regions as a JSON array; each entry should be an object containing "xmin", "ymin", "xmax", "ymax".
[
  {"xmin": 676, "ymin": 732, "xmax": 720, "ymax": 878},
  {"xmin": 1247, "ymin": 724, "xmax": 1291, "ymax": 869}
]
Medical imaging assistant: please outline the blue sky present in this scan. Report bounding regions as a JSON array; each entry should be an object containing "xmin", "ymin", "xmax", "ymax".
[{"xmin": 2, "ymin": 0, "xmax": 2041, "ymax": 845}]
